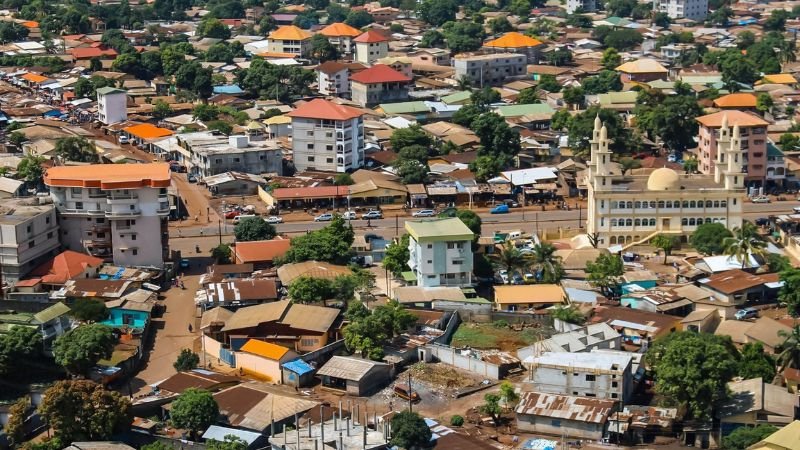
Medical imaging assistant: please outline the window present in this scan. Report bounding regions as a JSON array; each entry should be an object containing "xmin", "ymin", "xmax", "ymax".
[
  {"xmin": 301, "ymin": 338, "xmax": 318, "ymax": 347},
  {"xmin": 551, "ymin": 420, "xmax": 561, "ymax": 427},
  {"xmin": 131, "ymin": 235, "xmax": 136, "ymax": 240},
  {"xmin": 215, "ymin": 158, "xmax": 222, "ymax": 164},
  {"xmin": 586, "ymin": 374, "xmax": 596, "ymax": 381},
  {"xmin": 97, "ymin": 233, "xmax": 105, "ymax": 238},
  {"xmin": 26, "ymin": 225, "xmax": 31, "ymax": 233},
  {"xmin": 308, "ymin": 156, "xmax": 315, "ymax": 162},
  {"xmin": 47, "ymin": 232, "xmax": 53, "ymax": 239},
  {"xmin": 585, "ymin": 393, "xmax": 596, "ymax": 397},
  {"xmin": 612, "ymin": 381, "xmax": 618, "ymax": 388},
  {"xmin": 132, "ymin": 249, "xmax": 138, "ymax": 255},
  {"xmin": 611, "ymin": 393, "xmax": 618, "ymax": 399},
  {"xmin": 427, "ymin": 260, "xmax": 432, "ymax": 264},
  {"xmin": 306, "ymin": 131, "xmax": 313, "ymax": 136},
  {"xmin": 75, "ymin": 202, "xmax": 83, "ymax": 210},
  {"xmin": 307, "ymin": 144, "xmax": 314, "ymax": 150},
  {"xmin": 452, "ymin": 260, "xmax": 463, "ymax": 265},
  {"xmin": 427, "ymin": 244, "xmax": 433, "ymax": 248},
  {"xmin": 46, "ymin": 216, "xmax": 50, "ymax": 224}
]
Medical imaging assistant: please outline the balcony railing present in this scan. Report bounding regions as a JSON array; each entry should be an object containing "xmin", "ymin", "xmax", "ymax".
[{"xmin": 105, "ymin": 210, "xmax": 141, "ymax": 219}]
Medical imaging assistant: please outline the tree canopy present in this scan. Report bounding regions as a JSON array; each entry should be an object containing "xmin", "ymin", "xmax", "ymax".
[
  {"xmin": 383, "ymin": 234, "xmax": 411, "ymax": 276},
  {"xmin": 174, "ymin": 349, "xmax": 200, "ymax": 372},
  {"xmin": 343, "ymin": 300, "xmax": 416, "ymax": 360},
  {"xmin": 69, "ymin": 299, "xmax": 109, "ymax": 323},
  {"xmin": 722, "ymin": 425, "xmax": 778, "ymax": 450},
  {"xmin": 279, "ymin": 216, "xmax": 354, "ymax": 264},
  {"xmin": 170, "ymin": 388, "xmax": 219, "ymax": 437},
  {"xmin": 0, "ymin": 325, "xmax": 43, "ymax": 376},
  {"xmin": 390, "ymin": 411, "xmax": 432, "ymax": 449},
  {"xmin": 55, "ymin": 137, "xmax": 100, "ymax": 163},
  {"xmin": 38, "ymin": 380, "xmax": 131, "ymax": 443},
  {"xmin": 52, "ymin": 324, "xmax": 116, "ymax": 376},
  {"xmin": 234, "ymin": 217, "xmax": 276, "ymax": 242},
  {"xmin": 690, "ymin": 222, "xmax": 733, "ymax": 255}
]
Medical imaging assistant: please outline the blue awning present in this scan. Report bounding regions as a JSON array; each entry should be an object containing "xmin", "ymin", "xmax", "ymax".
[
  {"xmin": 213, "ymin": 84, "xmax": 244, "ymax": 95},
  {"xmin": 283, "ymin": 358, "xmax": 314, "ymax": 376}
]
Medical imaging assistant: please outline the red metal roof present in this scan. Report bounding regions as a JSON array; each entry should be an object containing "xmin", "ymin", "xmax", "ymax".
[
  {"xmin": 350, "ymin": 64, "xmax": 411, "ymax": 84},
  {"xmin": 287, "ymin": 99, "xmax": 364, "ymax": 121},
  {"xmin": 70, "ymin": 47, "xmax": 118, "ymax": 59},
  {"xmin": 353, "ymin": 30, "xmax": 389, "ymax": 43},
  {"xmin": 30, "ymin": 250, "xmax": 104, "ymax": 285},
  {"xmin": 271, "ymin": 185, "xmax": 349, "ymax": 200}
]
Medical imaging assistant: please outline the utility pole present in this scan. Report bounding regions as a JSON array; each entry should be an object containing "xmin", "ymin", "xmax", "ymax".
[
  {"xmin": 218, "ymin": 219, "xmax": 222, "ymax": 245},
  {"xmin": 395, "ymin": 214, "xmax": 399, "ymax": 237},
  {"xmin": 578, "ymin": 203, "xmax": 582, "ymax": 229},
  {"xmin": 407, "ymin": 371, "xmax": 412, "ymax": 413}
]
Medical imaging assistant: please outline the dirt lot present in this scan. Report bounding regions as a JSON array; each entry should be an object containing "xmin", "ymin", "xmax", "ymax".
[{"xmin": 451, "ymin": 322, "xmax": 551, "ymax": 351}]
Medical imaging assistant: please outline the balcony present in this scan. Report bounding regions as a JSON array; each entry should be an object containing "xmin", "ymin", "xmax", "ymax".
[
  {"xmin": 107, "ymin": 196, "xmax": 138, "ymax": 205},
  {"xmin": 61, "ymin": 208, "xmax": 106, "ymax": 216},
  {"xmin": 105, "ymin": 210, "xmax": 141, "ymax": 219}
]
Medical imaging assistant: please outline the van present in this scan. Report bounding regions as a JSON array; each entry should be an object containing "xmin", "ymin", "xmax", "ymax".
[
  {"xmin": 393, "ymin": 383, "xmax": 420, "ymax": 403},
  {"xmin": 232, "ymin": 214, "xmax": 256, "ymax": 224}
]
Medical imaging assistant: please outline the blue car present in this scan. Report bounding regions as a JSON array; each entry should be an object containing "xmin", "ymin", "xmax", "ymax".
[{"xmin": 490, "ymin": 204, "xmax": 510, "ymax": 214}]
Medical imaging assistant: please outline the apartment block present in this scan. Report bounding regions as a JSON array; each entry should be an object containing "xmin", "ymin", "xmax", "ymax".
[
  {"xmin": 526, "ymin": 351, "xmax": 634, "ymax": 403},
  {"xmin": 653, "ymin": 0, "xmax": 708, "ymax": 20},
  {"xmin": 697, "ymin": 111, "xmax": 769, "ymax": 187},
  {"xmin": 176, "ymin": 132, "xmax": 283, "ymax": 177},
  {"xmin": 96, "ymin": 87, "xmax": 127, "ymax": 125},
  {"xmin": 453, "ymin": 52, "xmax": 526, "ymax": 86},
  {"xmin": 266, "ymin": 25, "xmax": 312, "ymax": 56},
  {"xmin": 0, "ymin": 198, "xmax": 60, "ymax": 283},
  {"xmin": 566, "ymin": 0, "xmax": 597, "ymax": 13},
  {"xmin": 44, "ymin": 163, "xmax": 171, "ymax": 268},
  {"xmin": 287, "ymin": 99, "xmax": 365, "ymax": 173},
  {"xmin": 349, "ymin": 64, "xmax": 412, "ymax": 107},
  {"xmin": 354, "ymin": 30, "xmax": 389, "ymax": 65},
  {"xmin": 405, "ymin": 218, "xmax": 474, "ymax": 288}
]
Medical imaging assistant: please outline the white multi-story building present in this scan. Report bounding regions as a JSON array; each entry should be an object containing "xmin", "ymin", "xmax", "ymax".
[
  {"xmin": 525, "ymin": 351, "xmax": 634, "ymax": 403},
  {"xmin": 175, "ymin": 132, "xmax": 283, "ymax": 177},
  {"xmin": 585, "ymin": 116, "xmax": 744, "ymax": 249},
  {"xmin": 354, "ymin": 30, "xmax": 389, "ymax": 65},
  {"xmin": 96, "ymin": 86, "xmax": 127, "ymax": 125},
  {"xmin": 566, "ymin": 0, "xmax": 596, "ymax": 13},
  {"xmin": 405, "ymin": 218, "xmax": 474, "ymax": 288},
  {"xmin": 0, "ymin": 198, "xmax": 60, "ymax": 283},
  {"xmin": 653, "ymin": 0, "xmax": 708, "ymax": 20},
  {"xmin": 287, "ymin": 99, "xmax": 365, "ymax": 173},
  {"xmin": 453, "ymin": 52, "xmax": 527, "ymax": 87},
  {"xmin": 44, "ymin": 163, "xmax": 172, "ymax": 268}
]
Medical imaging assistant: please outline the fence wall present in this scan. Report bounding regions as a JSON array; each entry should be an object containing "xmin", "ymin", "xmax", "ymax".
[
  {"xmin": 300, "ymin": 339, "xmax": 345, "ymax": 365},
  {"xmin": 422, "ymin": 343, "xmax": 501, "ymax": 380}
]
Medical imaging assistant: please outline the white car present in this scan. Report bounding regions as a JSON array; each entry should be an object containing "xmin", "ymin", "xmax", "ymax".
[
  {"xmin": 751, "ymin": 196, "xmax": 771, "ymax": 203},
  {"xmin": 264, "ymin": 216, "xmax": 283, "ymax": 224},
  {"xmin": 362, "ymin": 210, "xmax": 383, "ymax": 220},
  {"xmin": 342, "ymin": 211, "xmax": 357, "ymax": 220},
  {"xmin": 412, "ymin": 209, "xmax": 436, "ymax": 217},
  {"xmin": 314, "ymin": 213, "xmax": 333, "ymax": 222},
  {"xmin": 119, "ymin": 135, "xmax": 129, "ymax": 144},
  {"xmin": 497, "ymin": 269, "xmax": 509, "ymax": 285}
]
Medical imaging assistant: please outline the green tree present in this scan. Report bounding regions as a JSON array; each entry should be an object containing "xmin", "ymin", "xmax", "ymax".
[
  {"xmin": 480, "ymin": 393, "xmax": 503, "ymax": 426},
  {"xmin": 779, "ymin": 133, "xmax": 800, "ymax": 151},
  {"xmin": 568, "ymin": 107, "xmax": 635, "ymax": 155},
  {"xmin": 585, "ymin": 253, "xmax": 624, "ymax": 296},
  {"xmin": 170, "ymin": 388, "xmax": 219, "ymax": 438},
  {"xmin": 707, "ymin": 6, "xmax": 733, "ymax": 26},
  {"xmin": 722, "ymin": 425, "xmax": 778, "ymax": 450},
  {"xmin": 16, "ymin": 155, "xmax": 45, "ymax": 183},
  {"xmin": 617, "ymin": 156, "xmax": 641, "ymax": 175},
  {"xmin": 509, "ymin": 0, "xmax": 532, "ymax": 16},
  {"xmin": 763, "ymin": 9, "xmax": 789, "ymax": 31},
  {"xmin": 174, "ymin": 348, "xmax": 200, "ymax": 372},
  {"xmin": 442, "ymin": 21, "xmax": 485, "ymax": 53},
  {"xmin": 777, "ymin": 325, "xmax": 800, "ymax": 369},
  {"xmin": 604, "ymin": 29, "xmax": 643, "ymax": 50},
  {"xmin": 606, "ymin": 0, "xmax": 636, "ymax": 16},
  {"xmin": 304, "ymin": 34, "xmax": 339, "ymax": 62},
  {"xmin": 547, "ymin": 48, "xmax": 573, "ymax": 66},
  {"xmin": 288, "ymin": 276, "xmax": 334, "ymax": 303},
  {"xmin": 651, "ymin": 234, "xmax": 677, "ymax": 264},
  {"xmin": 4, "ymin": 397, "xmax": 28, "ymax": 446},
  {"xmin": 0, "ymin": 326, "xmax": 43, "ymax": 376},
  {"xmin": 495, "ymin": 242, "xmax": 529, "ymax": 276},
  {"xmin": 419, "ymin": 29, "xmax": 445, "ymax": 48},
  {"xmin": 499, "ymin": 381, "xmax": 519, "ymax": 409},
  {"xmin": 489, "ymin": 16, "xmax": 514, "ymax": 33},
  {"xmin": 450, "ymin": 415, "xmax": 464, "ymax": 426},
  {"xmin": 281, "ymin": 216, "xmax": 355, "ymax": 264},
  {"xmin": 238, "ymin": 59, "xmax": 315, "ymax": 101},
  {"xmin": 233, "ymin": 217, "xmax": 276, "ymax": 242},
  {"xmin": 0, "ymin": 22, "xmax": 29, "ymax": 43},
  {"xmin": 737, "ymin": 342, "xmax": 776, "ymax": 381},
  {"xmin": 469, "ymin": 155, "xmax": 503, "ymax": 182},
  {"xmin": 537, "ymin": 74, "xmax": 561, "ymax": 93},
  {"xmin": 781, "ymin": 268, "xmax": 800, "ymax": 316},
  {"xmin": 581, "ymin": 70, "xmax": 623, "ymax": 94},
  {"xmin": 562, "ymin": 86, "xmax": 585, "ymax": 107},
  {"xmin": 345, "ymin": 9, "xmax": 373, "ymax": 28},
  {"xmin": 551, "ymin": 305, "xmax": 585, "ymax": 325},
  {"xmin": 52, "ymin": 324, "xmax": 115, "ymax": 376},
  {"xmin": 207, "ymin": 120, "xmax": 233, "ymax": 135},
  {"xmin": 343, "ymin": 300, "xmax": 415, "ymax": 360},
  {"xmin": 737, "ymin": 30, "xmax": 756, "ymax": 49},
  {"xmin": 38, "ymin": 380, "xmax": 131, "ymax": 442},
  {"xmin": 383, "ymin": 234, "xmax": 410, "ymax": 276},
  {"xmin": 192, "ymin": 104, "xmax": 220, "ymax": 121},
  {"xmin": 635, "ymin": 83, "xmax": 702, "ymax": 153},
  {"xmin": 690, "ymin": 222, "xmax": 732, "ymax": 255},
  {"xmin": 455, "ymin": 209, "xmax": 482, "ymax": 236},
  {"xmin": 54, "ymin": 137, "xmax": 99, "ymax": 163},
  {"xmin": 417, "ymin": 0, "xmax": 457, "ymax": 26},
  {"xmin": 756, "ymin": 92, "xmax": 774, "ymax": 113},
  {"xmin": 207, "ymin": 435, "xmax": 248, "ymax": 450},
  {"xmin": 600, "ymin": 48, "xmax": 622, "ymax": 70},
  {"xmin": 530, "ymin": 243, "xmax": 564, "ymax": 283},
  {"xmin": 390, "ymin": 124, "xmax": 432, "ymax": 151},
  {"xmin": 645, "ymin": 331, "xmax": 739, "ymax": 419},
  {"xmin": 653, "ymin": 12, "xmax": 671, "ymax": 27},
  {"xmin": 211, "ymin": 244, "xmax": 231, "ymax": 264},
  {"xmin": 723, "ymin": 222, "xmax": 767, "ymax": 269},
  {"xmin": 565, "ymin": 14, "xmax": 592, "ymax": 28},
  {"xmin": 197, "ymin": 18, "xmax": 231, "ymax": 39},
  {"xmin": 334, "ymin": 173, "xmax": 354, "ymax": 186},
  {"xmin": 69, "ymin": 300, "xmax": 108, "ymax": 322},
  {"xmin": 390, "ymin": 411, "xmax": 432, "ymax": 449},
  {"xmin": 516, "ymin": 87, "xmax": 540, "ymax": 104},
  {"xmin": 683, "ymin": 157, "xmax": 699, "ymax": 174},
  {"xmin": 152, "ymin": 100, "xmax": 173, "ymax": 119}
]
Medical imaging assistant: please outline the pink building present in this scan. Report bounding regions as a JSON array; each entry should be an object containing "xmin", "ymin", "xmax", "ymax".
[{"xmin": 696, "ymin": 110, "xmax": 769, "ymax": 187}]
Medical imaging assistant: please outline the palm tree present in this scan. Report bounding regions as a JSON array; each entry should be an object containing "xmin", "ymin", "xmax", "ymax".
[
  {"xmin": 456, "ymin": 75, "xmax": 472, "ymax": 91},
  {"xmin": 683, "ymin": 157, "xmax": 699, "ymax": 174},
  {"xmin": 495, "ymin": 242, "xmax": 530, "ymax": 278},
  {"xmin": 530, "ymin": 243, "xmax": 564, "ymax": 283},
  {"xmin": 777, "ymin": 325, "xmax": 800, "ymax": 370},
  {"xmin": 550, "ymin": 305, "xmax": 586, "ymax": 325},
  {"xmin": 723, "ymin": 222, "xmax": 767, "ymax": 269}
]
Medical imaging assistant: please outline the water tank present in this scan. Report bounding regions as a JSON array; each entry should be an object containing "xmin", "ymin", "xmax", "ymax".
[{"xmin": 228, "ymin": 135, "xmax": 248, "ymax": 148}]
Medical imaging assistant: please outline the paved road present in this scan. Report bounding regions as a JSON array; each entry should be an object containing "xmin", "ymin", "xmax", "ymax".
[{"xmin": 167, "ymin": 200, "xmax": 800, "ymax": 239}]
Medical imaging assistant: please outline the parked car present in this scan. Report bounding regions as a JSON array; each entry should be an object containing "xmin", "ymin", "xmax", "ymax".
[
  {"xmin": 362, "ymin": 210, "xmax": 383, "ymax": 220},
  {"xmin": 496, "ymin": 269, "xmax": 509, "ymax": 284},
  {"xmin": 119, "ymin": 135, "xmax": 129, "ymax": 144},
  {"xmin": 755, "ymin": 217, "xmax": 770, "ymax": 226},
  {"xmin": 232, "ymin": 214, "xmax": 256, "ymax": 224},
  {"xmin": 511, "ymin": 273, "xmax": 524, "ymax": 285},
  {"xmin": 412, "ymin": 209, "xmax": 436, "ymax": 217},
  {"xmin": 224, "ymin": 210, "xmax": 240, "ymax": 219},
  {"xmin": 187, "ymin": 174, "xmax": 197, "ymax": 183},
  {"xmin": 264, "ymin": 216, "xmax": 283, "ymax": 224},
  {"xmin": 751, "ymin": 196, "xmax": 770, "ymax": 203},
  {"xmin": 503, "ymin": 199, "xmax": 520, "ymax": 208},
  {"xmin": 491, "ymin": 204, "xmax": 510, "ymax": 214},
  {"xmin": 342, "ymin": 211, "xmax": 357, "ymax": 220},
  {"xmin": 735, "ymin": 307, "xmax": 758, "ymax": 321},
  {"xmin": 314, "ymin": 213, "xmax": 333, "ymax": 222}
]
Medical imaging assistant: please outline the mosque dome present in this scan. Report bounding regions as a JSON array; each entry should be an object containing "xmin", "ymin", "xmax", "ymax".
[{"xmin": 647, "ymin": 167, "xmax": 680, "ymax": 191}]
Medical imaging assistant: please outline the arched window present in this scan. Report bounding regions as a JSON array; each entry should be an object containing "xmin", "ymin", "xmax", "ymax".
[
  {"xmin": 634, "ymin": 219, "xmax": 641, "ymax": 226},
  {"xmin": 658, "ymin": 201, "xmax": 665, "ymax": 208},
  {"xmin": 721, "ymin": 201, "xmax": 727, "ymax": 207},
  {"xmin": 649, "ymin": 218, "xmax": 656, "ymax": 226},
  {"xmin": 665, "ymin": 201, "xmax": 672, "ymax": 208},
  {"xmin": 682, "ymin": 201, "xmax": 689, "ymax": 208},
  {"xmin": 626, "ymin": 201, "xmax": 633, "ymax": 209},
  {"xmin": 626, "ymin": 236, "xmax": 633, "ymax": 244},
  {"xmin": 610, "ymin": 236, "xmax": 617, "ymax": 244},
  {"xmin": 682, "ymin": 218, "xmax": 688, "ymax": 226},
  {"xmin": 712, "ymin": 218, "xmax": 719, "ymax": 222},
  {"xmin": 626, "ymin": 219, "xmax": 633, "ymax": 226},
  {"xmin": 649, "ymin": 201, "xmax": 656, "ymax": 208},
  {"xmin": 634, "ymin": 201, "xmax": 641, "ymax": 208},
  {"xmin": 705, "ymin": 218, "xmax": 712, "ymax": 223},
  {"xmin": 705, "ymin": 200, "xmax": 713, "ymax": 208},
  {"xmin": 611, "ymin": 201, "xmax": 618, "ymax": 209},
  {"xmin": 611, "ymin": 219, "xmax": 618, "ymax": 227},
  {"xmin": 689, "ymin": 218, "xmax": 696, "ymax": 226},
  {"xmin": 713, "ymin": 201, "xmax": 720, "ymax": 208},
  {"xmin": 690, "ymin": 201, "xmax": 696, "ymax": 208}
]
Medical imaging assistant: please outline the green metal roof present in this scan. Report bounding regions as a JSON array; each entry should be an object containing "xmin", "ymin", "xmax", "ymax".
[
  {"xmin": 405, "ymin": 217, "xmax": 474, "ymax": 242},
  {"xmin": 767, "ymin": 142, "xmax": 784, "ymax": 157},
  {"xmin": 441, "ymin": 90, "xmax": 471, "ymax": 105},
  {"xmin": 648, "ymin": 80, "xmax": 676, "ymax": 89},
  {"xmin": 378, "ymin": 101, "xmax": 430, "ymax": 114},
  {"xmin": 495, "ymin": 103, "xmax": 554, "ymax": 118},
  {"xmin": 400, "ymin": 271, "xmax": 417, "ymax": 282},
  {"xmin": 597, "ymin": 91, "xmax": 638, "ymax": 104},
  {"xmin": 34, "ymin": 302, "xmax": 70, "ymax": 324},
  {"xmin": 679, "ymin": 75, "xmax": 723, "ymax": 84}
]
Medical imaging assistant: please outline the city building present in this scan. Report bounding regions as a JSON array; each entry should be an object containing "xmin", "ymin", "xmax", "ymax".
[
  {"xmin": 525, "ymin": 351, "xmax": 634, "ymax": 403},
  {"xmin": 266, "ymin": 25, "xmax": 313, "ymax": 56},
  {"xmin": 318, "ymin": 22, "xmax": 362, "ymax": 55},
  {"xmin": 615, "ymin": 58, "xmax": 669, "ymax": 83},
  {"xmin": 585, "ymin": 116, "xmax": 744, "ymax": 248},
  {"xmin": 453, "ymin": 53, "xmax": 526, "ymax": 87},
  {"xmin": 767, "ymin": 143, "xmax": 786, "ymax": 187},
  {"xmin": 354, "ymin": 30, "xmax": 389, "ymax": 65},
  {"xmin": 515, "ymin": 392, "xmax": 616, "ymax": 440},
  {"xmin": 96, "ymin": 87, "xmax": 127, "ymax": 125},
  {"xmin": 697, "ymin": 110, "xmax": 769, "ymax": 187},
  {"xmin": 712, "ymin": 93, "xmax": 758, "ymax": 111},
  {"xmin": 0, "ymin": 198, "xmax": 60, "ymax": 284},
  {"xmin": 316, "ymin": 61, "xmax": 365, "ymax": 97},
  {"xmin": 566, "ymin": 0, "xmax": 597, "ymax": 13},
  {"xmin": 349, "ymin": 64, "xmax": 412, "ymax": 107},
  {"xmin": 175, "ymin": 132, "xmax": 283, "ymax": 177},
  {"xmin": 653, "ymin": 0, "xmax": 708, "ymax": 21},
  {"xmin": 287, "ymin": 98, "xmax": 365, "ymax": 173},
  {"xmin": 482, "ymin": 32, "xmax": 545, "ymax": 63},
  {"xmin": 405, "ymin": 218, "xmax": 474, "ymax": 288},
  {"xmin": 44, "ymin": 163, "xmax": 172, "ymax": 268}
]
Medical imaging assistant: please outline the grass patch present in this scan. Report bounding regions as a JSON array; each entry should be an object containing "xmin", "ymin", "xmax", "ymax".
[{"xmin": 451, "ymin": 323, "xmax": 544, "ymax": 350}]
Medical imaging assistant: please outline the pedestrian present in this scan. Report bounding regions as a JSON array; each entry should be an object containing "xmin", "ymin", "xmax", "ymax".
[{"xmin": 188, "ymin": 324, "xmax": 193, "ymax": 333}]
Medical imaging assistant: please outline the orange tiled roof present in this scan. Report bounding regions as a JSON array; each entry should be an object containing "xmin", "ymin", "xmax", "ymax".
[
  {"xmin": 484, "ymin": 32, "xmax": 543, "ymax": 48},
  {"xmin": 353, "ymin": 29, "xmax": 389, "ymax": 43},
  {"xmin": 21, "ymin": 21, "xmax": 39, "ymax": 28},
  {"xmin": 350, "ymin": 64, "xmax": 411, "ymax": 84},
  {"xmin": 240, "ymin": 339, "xmax": 290, "ymax": 360},
  {"xmin": 30, "ymin": 250, "xmax": 104, "ymax": 285},
  {"xmin": 124, "ymin": 123, "xmax": 174, "ymax": 140},
  {"xmin": 256, "ymin": 51, "xmax": 298, "ymax": 59},
  {"xmin": 21, "ymin": 73, "xmax": 48, "ymax": 83},
  {"xmin": 319, "ymin": 22, "xmax": 361, "ymax": 37},
  {"xmin": 268, "ymin": 25, "xmax": 313, "ymax": 41},
  {"xmin": 70, "ymin": 47, "xmax": 118, "ymax": 60},
  {"xmin": 233, "ymin": 239, "xmax": 291, "ymax": 263},
  {"xmin": 696, "ymin": 110, "xmax": 769, "ymax": 128},
  {"xmin": 713, "ymin": 92, "xmax": 757, "ymax": 108},
  {"xmin": 44, "ymin": 162, "xmax": 172, "ymax": 189},
  {"xmin": 287, "ymin": 98, "xmax": 364, "ymax": 121},
  {"xmin": 761, "ymin": 73, "xmax": 797, "ymax": 85}
]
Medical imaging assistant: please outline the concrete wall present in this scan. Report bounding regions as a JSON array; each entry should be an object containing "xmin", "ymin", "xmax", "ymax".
[
  {"xmin": 422, "ymin": 343, "xmax": 502, "ymax": 380},
  {"xmin": 236, "ymin": 352, "xmax": 284, "ymax": 383},
  {"xmin": 517, "ymin": 414, "xmax": 605, "ymax": 440}
]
